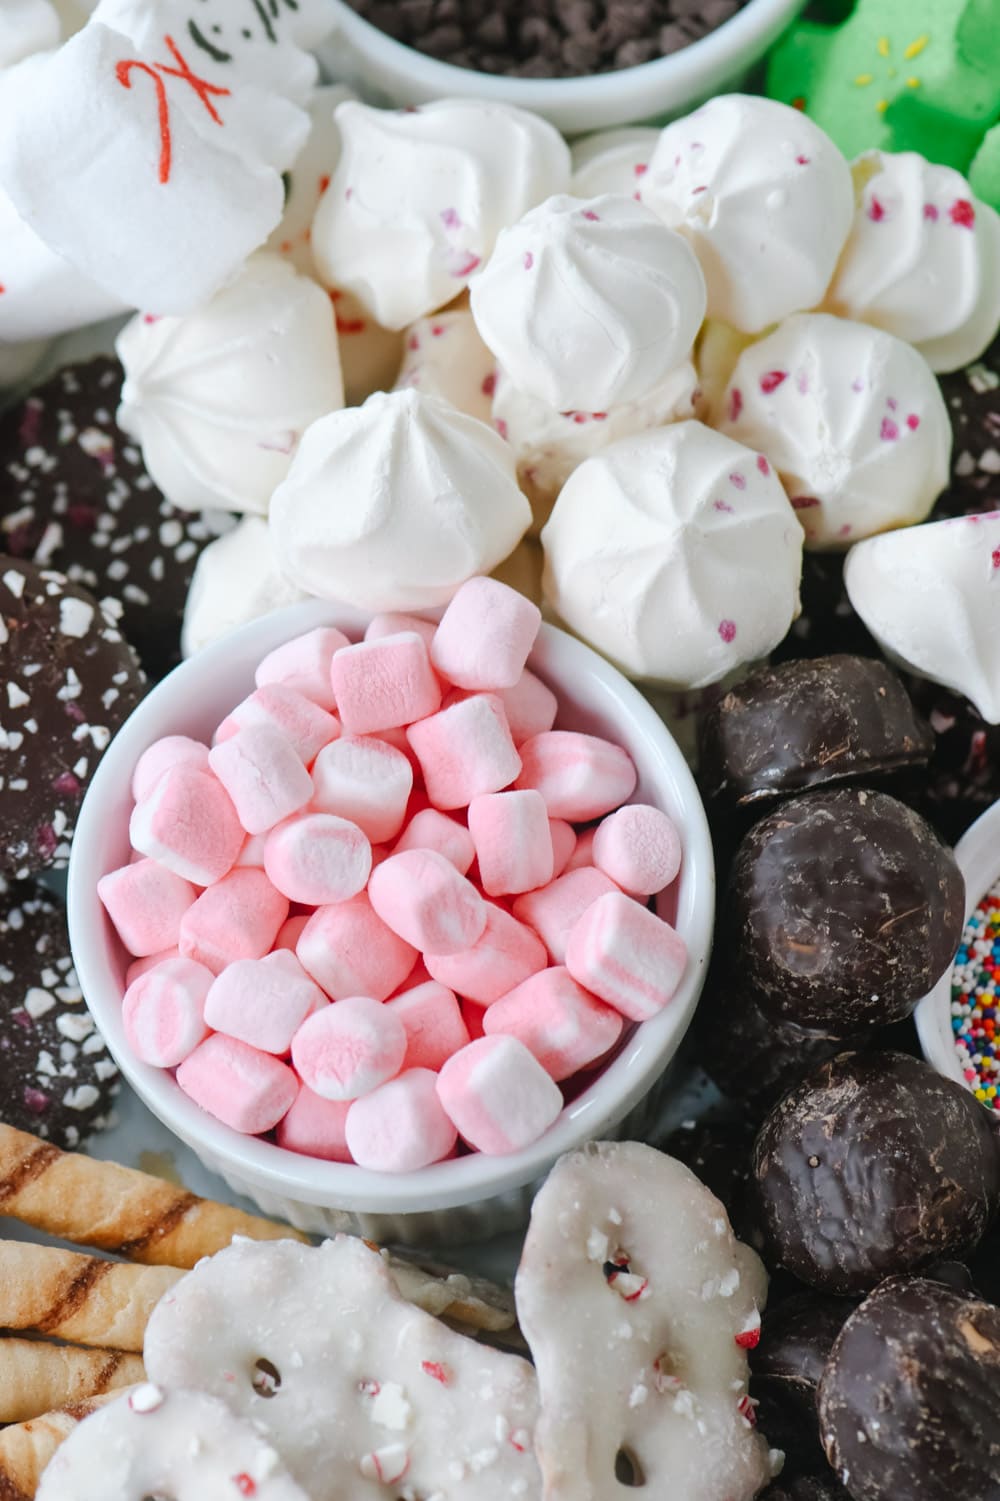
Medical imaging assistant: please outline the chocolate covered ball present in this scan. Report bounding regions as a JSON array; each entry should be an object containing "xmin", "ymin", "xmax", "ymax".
[
  {"xmin": 699, "ymin": 656, "xmax": 932, "ymax": 806},
  {"xmin": 752, "ymin": 1051, "xmax": 1000, "ymax": 1295},
  {"xmin": 0, "ymin": 557, "xmax": 145, "ymax": 879},
  {"xmin": 818, "ymin": 1277, "xmax": 1000, "ymax": 1500},
  {"xmin": 751, "ymin": 1292, "xmax": 854, "ymax": 1471},
  {"xmin": 729, "ymin": 788, "xmax": 964, "ymax": 1032},
  {"xmin": 0, "ymin": 358, "xmax": 231, "ymax": 679},
  {"xmin": 0, "ymin": 876, "xmax": 119, "ymax": 1148}
]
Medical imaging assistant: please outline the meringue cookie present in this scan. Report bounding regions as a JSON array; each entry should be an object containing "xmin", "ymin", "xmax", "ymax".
[
  {"xmin": 570, "ymin": 127, "xmax": 660, "ymax": 198},
  {"xmin": 844, "ymin": 513, "xmax": 1000, "ymax": 723},
  {"xmin": 311, "ymin": 98, "xmax": 571, "ymax": 331},
  {"xmin": 394, "ymin": 309, "xmax": 496, "ymax": 425},
  {"xmin": 542, "ymin": 419, "xmax": 803, "ymax": 688},
  {"xmin": 471, "ymin": 193, "xmax": 706, "ymax": 412},
  {"xmin": 117, "ymin": 253, "xmax": 343, "ymax": 516},
  {"xmin": 0, "ymin": 1, "xmax": 59, "ymax": 69},
  {"xmin": 268, "ymin": 84, "xmax": 353, "ymax": 275},
  {"xmin": 182, "ymin": 516, "xmax": 308, "ymax": 657},
  {"xmin": 718, "ymin": 313, "xmax": 952, "ymax": 550},
  {"xmin": 642, "ymin": 94, "xmax": 854, "ymax": 334},
  {"xmin": 270, "ymin": 389, "xmax": 532, "ymax": 612},
  {"xmin": 825, "ymin": 151, "xmax": 1000, "ymax": 374},
  {"xmin": 692, "ymin": 319, "xmax": 760, "ymax": 424},
  {"xmin": 493, "ymin": 358, "xmax": 697, "ymax": 530}
]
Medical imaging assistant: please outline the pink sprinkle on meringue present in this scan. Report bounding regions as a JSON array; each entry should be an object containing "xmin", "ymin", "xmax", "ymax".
[
  {"xmin": 795, "ymin": 155, "xmax": 810, "ymax": 165},
  {"xmin": 759, "ymin": 370, "xmax": 787, "ymax": 395},
  {"xmin": 950, "ymin": 199, "xmax": 976, "ymax": 229},
  {"xmin": 757, "ymin": 455, "xmax": 770, "ymax": 476},
  {"xmin": 714, "ymin": 499, "xmax": 734, "ymax": 513},
  {"xmin": 880, "ymin": 417, "xmax": 899, "ymax": 441},
  {"xmin": 867, "ymin": 195, "xmax": 887, "ymax": 222},
  {"xmin": 729, "ymin": 472, "xmax": 746, "ymax": 490},
  {"xmin": 791, "ymin": 496, "xmax": 820, "ymax": 510},
  {"xmin": 582, "ymin": 209, "xmax": 600, "ymax": 221},
  {"xmin": 906, "ymin": 413, "xmax": 920, "ymax": 430},
  {"xmin": 718, "ymin": 620, "xmax": 737, "ymax": 644},
  {"xmin": 634, "ymin": 163, "xmax": 648, "ymax": 177},
  {"xmin": 992, "ymin": 548, "xmax": 1000, "ymax": 569},
  {"xmin": 440, "ymin": 207, "xmax": 461, "ymax": 230},
  {"xmin": 923, "ymin": 203, "xmax": 940, "ymax": 221},
  {"xmin": 728, "ymin": 387, "xmax": 743, "ymax": 421},
  {"xmin": 523, "ymin": 251, "xmax": 534, "ymax": 271},
  {"xmin": 481, "ymin": 372, "xmax": 496, "ymax": 397}
]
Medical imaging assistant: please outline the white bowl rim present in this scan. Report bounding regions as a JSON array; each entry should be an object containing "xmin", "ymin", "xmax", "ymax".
[
  {"xmin": 915, "ymin": 799, "xmax": 1000, "ymax": 1089},
  {"xmin": 325, "ymin": 0, "xmax": 804, "ymax": 110},
  {"xmin": 68, "ymin": 599, "xmax": 715, "ymax": 1215}
]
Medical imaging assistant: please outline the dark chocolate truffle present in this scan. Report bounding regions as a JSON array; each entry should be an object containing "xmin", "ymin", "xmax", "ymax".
[
  {"xmin": 0, "ymin": 557, "xmax": 145, "ymax": 879},
  {"xmin": 818, "ymin": 1276, "xmax": 1000, "ymax": 1500},
  {"xmin": 699, "ymin": 655, "xmax": 932, "ymax": 806},
  {"xmin": 751, "ymin": 1291, "xmax": 854, "ymax": 1471},
  {"xmin": 729, "ymin": 788, "xmax": 964, "ymax": 1032},
  {"xmin": 0, "ymin": 358, "xmax": 231, "ymax": 680},
  {"xmin": 0, "ymin": 876, "xmax": 119, "ymax": 1148},
  {"xmin": 752, "ymin": 1051, "xmax": 1000, "ymax": 1295},
  {"xmin": 760, "ymin": 1476, "xmax": 851, "ymax": 1501}
]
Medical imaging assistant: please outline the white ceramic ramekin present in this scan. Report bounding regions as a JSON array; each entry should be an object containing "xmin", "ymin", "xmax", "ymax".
[
  {"xmin": 68, "ymin": 600, "xmax": 714, "ymax": 1245},
  {"xmin": 916, "ymin": 802, "xmax": 1000, "ymax": 1090},
  {"xmin": 318, "ymin": 0, "xmax": 807, "ymax": 135}
]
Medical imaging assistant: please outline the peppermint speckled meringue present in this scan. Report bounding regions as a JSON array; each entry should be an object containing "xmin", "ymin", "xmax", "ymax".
[
  {"xmin": 825, "ymin": 151, "xmax": 1000, "ymax": 374},
  {"xmin": 312, "ymin": 98, "xmax": 571, "ymax": 331},
  {"xmin": 570, "ymin": 127, "xmax": 660, "ymax": 198},
  {"xmin": 493, "ymin": 358, "xmax": 697, "ymax": 530},
  {"xmin": 844, "ymin": 513, "xmax": 1000, "ymax": 723},
  {"xmin": 394, "ymin": 308, "xmax": 497, "ymax": 425},
  {"xmin": 641, "ymin": 94, "xmax": 854, "ymax": 334},
  {"xmin": 470, "ymin": 193, "xmax": 706, "ymax": 412},
  {"xmin": 718, "ymin": 313, "xmax": 951, "ymax": 550},
  {"xmin": 270, "ymin": 389, "xmax": 532, "ymax": 612},
  {"xmin": 542, "ymin": 420, "xmax": 803, "ymax": 688},
  {"xmin": 116, "ymin": 253, "xmax": 344, "ymax": 517},
  {"xmin": 182, "ymin": 516, "xmax": 308, "ymax": 657}
]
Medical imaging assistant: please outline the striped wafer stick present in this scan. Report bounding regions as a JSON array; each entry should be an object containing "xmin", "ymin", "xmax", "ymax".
[
  {"xmin": 0, "ymin": 1339, "xmax": 144, "ymax": 1425},
  {"xmin": 0, "ymin": 1124, "xmax": 307, "ymax": 1267},
  {"xmin": 0, "ymin": 1388, "xmax": 130, "ymax": 1501},
  {"xmin": 0, "ymin": 1242, "xmax": 182, "ymax": 1353}
]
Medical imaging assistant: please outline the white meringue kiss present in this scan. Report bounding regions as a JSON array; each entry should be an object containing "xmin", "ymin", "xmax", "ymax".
[
  {"xmin": 182, "ymin": 516, "xmax": 308, "ymax": 658},
  {"xmin": 570, "ymin": 127, "xmax": 660, "ymax": 198},
  {"xmin": 394, "ymin": 308, "xmax": 496, "ymax": 425}
]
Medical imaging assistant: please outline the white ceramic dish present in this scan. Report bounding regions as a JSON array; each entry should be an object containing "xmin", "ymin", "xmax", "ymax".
[
  {"xmin": 916, "ymin": 800, "xmax": 1000, "ymax": 1089},
  {"xmin": 68, "ymin": 599, "xmax": 715, "ymax": 1245},
  {"xmin": 319, "ymin": 0, "xmax": 807, "ymax": 135}
]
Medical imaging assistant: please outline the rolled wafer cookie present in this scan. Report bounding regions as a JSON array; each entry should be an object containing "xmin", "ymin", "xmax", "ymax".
[
  {"xmin": 0, "ymin": 1389, "xmax": 132, "ymax": 1501},
  {"xmin": 0, "ymin": 1242, "xmax": 182, "ymax": 1354},
  {"xmin": 0, "ymin": 1124, "xmax": 306, "ymax": 1267},
  {"xmin": 0, "ymin": 1339, "xmax": 144, "ymax": 1425}
]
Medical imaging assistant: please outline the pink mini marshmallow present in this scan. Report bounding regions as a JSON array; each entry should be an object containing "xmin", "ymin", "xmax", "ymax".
[
  {"xmin": 565, "ymin": 890, "xmax": 687, "ymax": 1022},
  {"xmin": 208, "ymin": 724, "xmax": 314, "ymax": 836},
  {"xmin": 346, "ymin": 1069, "xmax": 458, "ymax": 1172},
  {"xmin": 130, "ymin": 736, "xmax": 210, "ymax": 803},
  {"xmin": 255, "ymin": 625, "xmax": 350, "ymax": 710},
  {"xmin": 204, "ymin": 950, "xmax": 327, "ymax": 1055},
  {"xmin": 512, "ymin": 866, "xmax": 620, "ymax": 964},
  {"xmin": 177, "ymin": 1033, "xmax": 298, "ymax": 1134},
  {"xmin": 125, "ymin": 948, "xmax": 179, "ymax": 986},
  {"xmin": 431, "ymin": 577, "xmax": 541, "ymax": 692},
  {"xmin": 436, "ymin": 1036, "xmax": 563, "ymax": 1155},
  {"xmin": 498, "ymin": 668, "xmax": 558, "ymax": 746},
  {"xmin": 368, "ymin": 849, "xmax": 487, "ymax": 956},
  {"xmin": 365, "ymin": 611, "xmax": 437, "ymax": 650},
  {"xmin": 592, "ymin": 803, "xmax": 682, "ymax": 897},
  {"xmin": 330, "ymin": 633, "xmax": 442, "ymax": 735},
  {"xmin": 564, "ymin": 826, "xmax": 597, "ymax": 872},
  {"xmin": 98, "ymin": 858, "xmax": 197, "ymax": 957},
  {"xmin": 276, "ymin": 1084, "xmax": 352, "ymax": 1162},
  {"xmin": 178, "ymin": 868, "xmax": 289, "ymax": 975},
  {"xmin": 291, "ymin": 995, "xmax": 407, "ymax": 1101},
  {"xmin": 274, "ymin": 914, "xmax": 309, "ymax": 952},
  {"xmin": 216, "ymin": 685, "xmax": 340, "ymax": 766},
  {"xmin": 311, "ymin": 735, "xmax": 413, "ymax": 844},
  {"xmin": 483, "ymin": 966, "xmax": 623, "ymax": 1081},
  {"xmin": 296, "ymin": 893, "xmax": 417, "ymax": 1001},
  {"xmin": 392, "ymin": 807, "xmax": 475, "ymax": 874},
  {"xmin": 549, "ymin": 819, "xmax": 577, "ymax": 878},
  {"xmin": 406, "ymin": 694, "xmax": 521, "ymax": 811},
  {"xmin": 516, "ymin": 731, "xmax": 637, "ymax": 821},
  {"xmin": 129, "ymin": 765, "xmax": 244, "ymax": 887},
  {"xmin": 263, "ymin": 813, "xmax": 371, "ymax": 905},
  {"xmin": 424, "ymin": 902, "xmax": 547, "ymax": 1006},
  {"xmin": 385, "ymin": 980, "xmax": 470, "ymax": 1072},
  {"xmin": 467, "ymin": 789, "xmax": 554, "ymax": 897},
  {"xmin": 121, "ymin": 955, "xmax": 213, "ymax": 1067}
]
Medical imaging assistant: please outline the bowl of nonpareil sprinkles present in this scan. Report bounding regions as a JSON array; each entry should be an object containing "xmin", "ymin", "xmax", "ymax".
[{"xmin": 323, "ymin": 0, "xmax": 809, "ymax": 132}]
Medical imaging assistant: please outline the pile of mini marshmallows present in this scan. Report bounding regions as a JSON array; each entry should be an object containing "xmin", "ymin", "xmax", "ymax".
[{"xmin": 98, "ymin": 577, "xmax": 687, "ymax": 1172}]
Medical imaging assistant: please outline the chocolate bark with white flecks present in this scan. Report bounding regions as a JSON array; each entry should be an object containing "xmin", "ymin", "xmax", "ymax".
[
  {"xmin": 0, "ymin": 876, "xmax": 118, "ymax": 1148},
  {"xmin": 933, "ymin": 330, "xmax": 1000, "ymax": 520},
  {"xmin": 0, "ymin": 557, "xmax": 145, "ymax": 880},
  {"xmin": 752, "ymin": 1051, "xmax": 1000, "ymax": 1295},
  {"xmin": 0, "ymin": 358, "xmax": 232, "ymax": 680},
  {"xmin": 818, "ymin": 1277, "xmax": 1000, "ymax": 1501}
]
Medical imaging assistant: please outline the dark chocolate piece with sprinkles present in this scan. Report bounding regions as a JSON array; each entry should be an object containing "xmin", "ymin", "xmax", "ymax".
[{"xmin": 0, "ymin": 557, "xmax": 145, "ymax": 881}]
